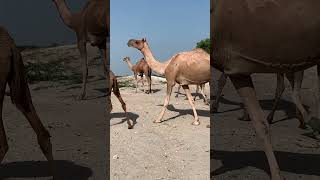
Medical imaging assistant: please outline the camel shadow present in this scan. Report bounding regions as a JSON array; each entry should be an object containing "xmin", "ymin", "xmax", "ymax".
[
  {"xmin": 149, "ymin": 89, "xmax": 161, "ymax": 93},
  {"xmin": 0, "ymin": 160, "xmax": 92, "ymax": 180},
  {"xmin": 214, "ymin": 97, "xmax": 310, "ymax": 124},
  {"xmin": 211, "ymin": 150, "xmax": 320, "ymax": 178},
  {"xmin": 110, "ymin": 112, "xmax": 139, "ymax": 128},
  {"xmin": 157, "ymin": 104, "xmax": 209, "ymax": 122}
]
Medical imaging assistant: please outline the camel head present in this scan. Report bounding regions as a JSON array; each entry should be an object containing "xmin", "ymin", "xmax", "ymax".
[
  {"xmin": 127, "ymin": 38, "xmax": 147, "ymax": 50},
  {"xmin": 123, "ymin": 56, "xmax": 130, "ymax": 62}
]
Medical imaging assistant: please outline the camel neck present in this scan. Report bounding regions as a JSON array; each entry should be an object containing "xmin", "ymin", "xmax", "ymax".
[
  {"xmin": 141, "ymin": 44, "xmax": 166, "ymax": 75},
  {"xmin": 53, "ymin": 0, "xmax": 75, "ymax": 29},
  {"xmin": 126, "ymin": 60, "xmax": 134, "ymax": 71}
]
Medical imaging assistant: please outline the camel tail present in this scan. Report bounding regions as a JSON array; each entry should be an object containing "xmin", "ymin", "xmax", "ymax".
[{"xmin": 9, "ymin": 45, "xmax": 31, "ymax": 111}]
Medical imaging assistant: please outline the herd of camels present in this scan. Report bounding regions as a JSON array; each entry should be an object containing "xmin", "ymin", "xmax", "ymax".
[{"xmin": 1, "ymin": 0, "xmax": 320, "ymax": 179}]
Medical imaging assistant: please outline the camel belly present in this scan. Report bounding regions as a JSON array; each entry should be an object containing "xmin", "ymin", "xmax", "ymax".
[
  {"xmin": 213, "ymin": 0, "xmax": 320, "ymax": 74},
  {"xmin": 175, "ymin": 64, "xmax": 210, "ymax": 85}
]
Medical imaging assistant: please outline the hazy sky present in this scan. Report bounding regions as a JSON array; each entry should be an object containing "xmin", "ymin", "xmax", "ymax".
[
  {"xmin": 111, "ymin": 0, "xmax": 210, "ymax": 75},
  {"xmin": 0, "ymin": 0, "xmax": 87, "ymax": 46}
]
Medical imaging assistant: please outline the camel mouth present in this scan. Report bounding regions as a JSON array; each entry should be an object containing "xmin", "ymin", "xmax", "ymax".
[{"xmin": 127, "ymin": 39, "xmax": 136, "ymax": 47}]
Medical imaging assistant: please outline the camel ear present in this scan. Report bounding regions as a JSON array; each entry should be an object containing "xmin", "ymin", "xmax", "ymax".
[{"xmin": 142, "ymin": 38, "xmax": 146, "ymax": 42}]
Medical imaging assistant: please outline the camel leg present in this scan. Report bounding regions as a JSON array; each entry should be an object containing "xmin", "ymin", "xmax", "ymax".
[
  {"xmin": 183, "ymin": 85, "xmax": 200, "ymax": 125},
  {"xmin": 147, "ymin": 76, "xmax": 151, "ymax": 93},
  {"xmin": 134, "ymin": 73, "xmax": 138, "ymax": 93},
  {"xmin": 212, "ymin": 72, "xmax": 227, "ymax": 113},
  {"xmin": 316, "ymin": 64, "xmax": 320, "ymax": 118},
  {"xmin": 140, "ymin": 75, "xmax": 145, "ymax": 92},
  {"xmin": 113, "ymin": 88, "xmax": 131, "ymax": 129},
  {"xmin": 230, "ymin": 75, "xmax": 281, "ymax": 180},
  {"xmin": 194, "ymin": 85, "xmax": 200, "ymax": 101},
  {"xmin": 175, "ymin": 84, "xmax": 181, "ymax": 98},
  {"xmin": 267, "ymin": 73, "xmax": 285, "ymax": 124},
  {"xmin": 77, "ymin": 40, "xmax": 88, "ymax": 100},
  {"xmin": 154, "ymin": 83, "xmax": 174, "ymax": 123},
  {"xmin": 0, "ymin": 81, "xmax": 8, "ymax": 163},
  {"xmin": 286, "ymin": 71, "xmax": 307, "ymax": 128},
  {"xmin": 11, "ymin": 88, "xmax": 55, "ymax": 178},
  {"xmin": 199, "ymin": 84, "xmax": 209, "ymax": 105}
]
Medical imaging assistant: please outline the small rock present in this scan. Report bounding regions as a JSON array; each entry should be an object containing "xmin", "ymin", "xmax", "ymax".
[{"xmin": 113, "ymin": 154, "xmax": 119, "ymax": 159}]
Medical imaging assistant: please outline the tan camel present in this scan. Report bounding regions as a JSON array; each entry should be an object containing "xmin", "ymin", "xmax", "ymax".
[
  {"xmin": 175, "ymin": 84, "xmax": 209, "ymax": 105},
  {"xmin": 107, "ymin": 71, "xmax": 133, "ymax": 129},
  {"xmin": 213, "ymin": 1, "xmax": 320, "ymax": 179},
  {"xmin": 213, "ymin": 70, "xmax": 307, "ymax": 129},
  {"xmin": 0, "ymin": 27, "xmax": 55, "ymax": 178},
  {"xmin": 128, "ymin": 38, "xmax": 210, "ymax": 125},
  {"xmin": 52, "ymin": 0, "xmax": 107, "ymax": 100},
  {"xmin": 122, "ymin": 57, "xmax": 152, "ymax": 93}
]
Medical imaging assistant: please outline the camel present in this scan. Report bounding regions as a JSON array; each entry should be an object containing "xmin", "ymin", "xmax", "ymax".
[
  {"xmin": 175, "ymin": 83, "xmax": 209, "ymax": 105},
  {"xmin": 52, "ymin": 0, "xmax": 107, "ymax": 100},
  {"xmin": 212, "ymin": 69, "xmax": 307, "ymax": 128},
  {"xmin": 122, "ymin": 57, "xmax": 152, "ymax": 93},
  {"xmin": 0, "ymin": 27, "xmax": 55, "ymax": 178},
  {"xmin": 213, "ymin": 1, "xmax": 320, "ymax": 179},
  {"xmin": 128, "ymin": 38, "xmax": 210, "ymax": 125},
  {"xmin": 107, "ymin": 71, "xmax": 133, "ymax": 129}
]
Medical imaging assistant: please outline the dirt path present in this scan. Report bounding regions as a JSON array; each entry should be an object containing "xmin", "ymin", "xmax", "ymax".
[
  {"xmin": 110, "ymin": 76, "xmax": 210, "ymax": 180},
  {"xmin": 212, "ymin": 67, "xmax": 320, "ymax": 180}
]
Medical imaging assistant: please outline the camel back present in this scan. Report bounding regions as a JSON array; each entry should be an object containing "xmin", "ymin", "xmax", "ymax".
[{"xmin": 213, "ymin": 0, "xmax": 320, "ymax": 74}]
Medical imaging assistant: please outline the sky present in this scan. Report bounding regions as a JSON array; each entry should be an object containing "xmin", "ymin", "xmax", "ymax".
[
  {"xmin": 111, "ymin": 0, "xmax": 210, "ymax": 75},
  {"xmin": 0, "ymin": 0, "xmax": 87, "ymax": 46}
]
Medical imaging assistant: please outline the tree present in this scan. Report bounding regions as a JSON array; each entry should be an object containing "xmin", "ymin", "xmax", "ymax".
[{"xmin": 196, "ymin": 38, "xmax": 211, "ymax": 54}]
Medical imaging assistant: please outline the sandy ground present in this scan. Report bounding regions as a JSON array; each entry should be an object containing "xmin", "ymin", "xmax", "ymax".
[
  {"xmin": 110, "ymin": 76, "xmax": 210, "ymax": 180},
  {"xmin": 212, "ymin": 67, "xmax": 320, "ymax": 180},
  {"xmin": 0, "ymin": 45, "xmax": 107, "ymax": 180},
  {"xmin": 0, "ymin": 44, "xmax": 210, "ymax": 180}
]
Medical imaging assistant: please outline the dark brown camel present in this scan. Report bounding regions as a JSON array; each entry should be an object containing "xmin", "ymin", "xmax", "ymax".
[
  {"xmin": 52, "ymin": 0, "xmax": 107, "ymax": 100},
  {"xmin": 213, "ymin": 1, "xmax": 320, "ymax": 179},
  {"xmin": 122, "ymin": 57, "xmax": 152, "ymax": 93},
  {"xmin": 108, "ymin": 71, "xmax": 133, "ymax": 129},
  {"xmin": 0, "ymin": 27, "xmax": 55, "ymax": 179}
]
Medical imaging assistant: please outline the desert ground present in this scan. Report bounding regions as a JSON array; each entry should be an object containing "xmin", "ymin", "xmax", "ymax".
[
  {"xmin": 212, "ymin": 68, "xmax": 320, "ymax": 180},
  {"xmin": 110, "ymin": 76, "xmax": 210, "ymax": 180},
  {"xmin": 0, "ymin": 45, "xmax": 107, "ymax": 180}
]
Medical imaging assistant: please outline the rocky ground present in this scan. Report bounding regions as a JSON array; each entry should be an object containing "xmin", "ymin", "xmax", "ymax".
[{"xmin": 211, "ymin": 68, "xmax": 320, "ymax": 180}]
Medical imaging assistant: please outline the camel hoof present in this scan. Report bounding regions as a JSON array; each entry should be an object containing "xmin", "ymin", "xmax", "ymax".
[
  {"xmin": 299, "ymin": 123, "xmax": 307, "ymax": 129},
  {"xmin": 192, "ymin": 120, "xmax": 200, "ymax": 126},
  {"xmin": 238, "ymin": 116, "xmax": 250, "ymax": 121},
  {"xmin": 128, "ymin": 125, "xmax": 133, "ymax": 129},
  {"xmin": 153, "ymin": 120, "xmax": 162, "ymax": 123},
  {"xmin": 211, "ymin": 107, "xmax": 218, "ymax": 113},
  {"xmin": 76, "ymin": 94, "xmax": 86, "ymax": 100}
]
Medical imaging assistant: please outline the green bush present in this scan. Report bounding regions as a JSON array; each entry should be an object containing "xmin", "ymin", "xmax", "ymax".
[{"xmin": 196, "ymin": 38, "xmax": 211, "ymax": 54}]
